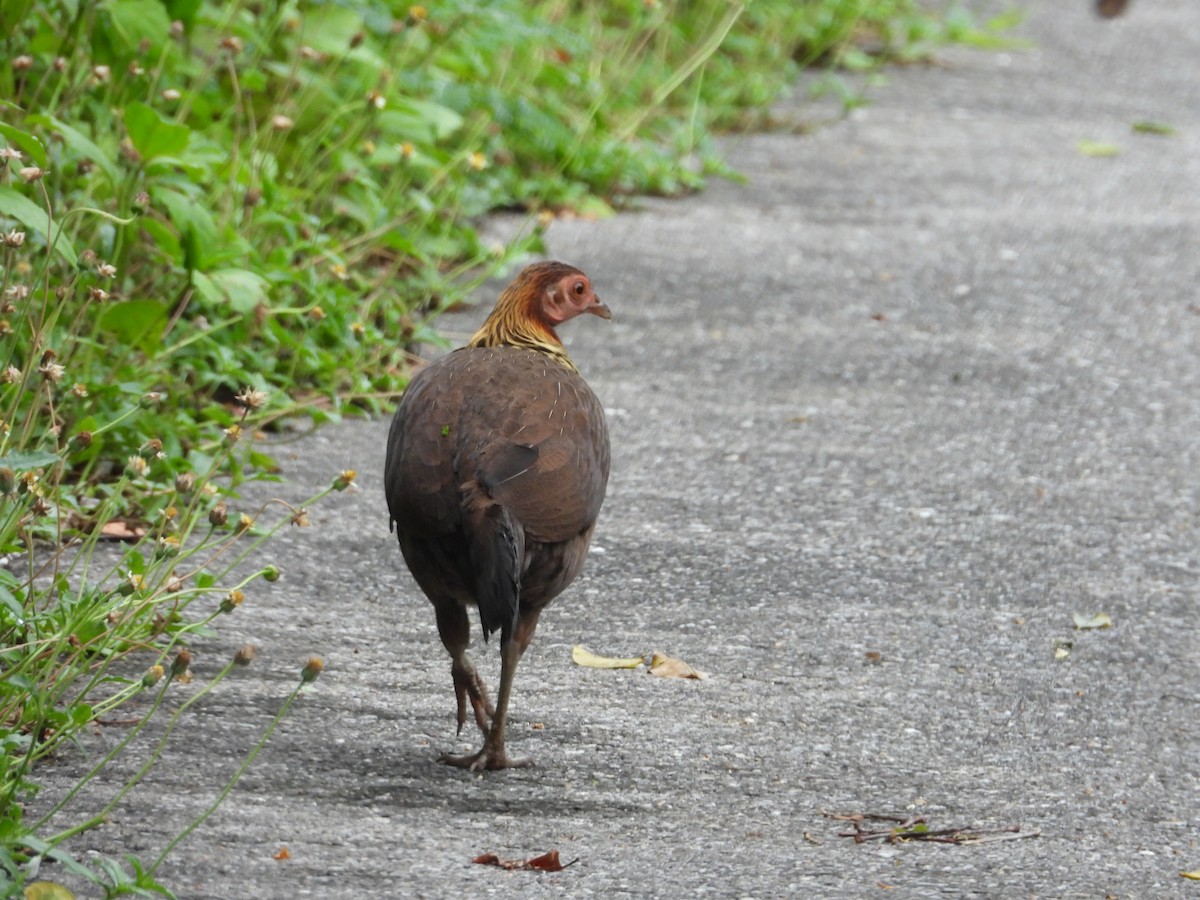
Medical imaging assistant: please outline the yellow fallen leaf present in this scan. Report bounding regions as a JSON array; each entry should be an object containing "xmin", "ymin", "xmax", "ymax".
[
  {"xmin": 571, "ymin": 645, "xmax": 645, "ymax": 669},
  {"xmin": 649, "ymin": 652, "xmax": 708, "ymax": 680},
  {"xmin": 1073, "ymin": 612, "xmax": 1113, "ymax": 630},
  {"xmin": 24, "ymin": 883, "xmax": 76, "ymax": 900},
  {"xmin": 1077, "ymin": 139, "xmax": 1120, "ymax": 158},
  {"xmin": 1182, "ymin": 870, "xmax": 1200, "ymax": 880}
]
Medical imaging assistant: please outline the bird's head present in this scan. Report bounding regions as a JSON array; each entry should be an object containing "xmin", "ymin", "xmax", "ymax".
[{"xmin": 469, "ymin": 261, "xmax": 610, "ymax": 363}]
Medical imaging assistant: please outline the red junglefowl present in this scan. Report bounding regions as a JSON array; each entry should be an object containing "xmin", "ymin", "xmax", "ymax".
[{"xmin": 384, "ymin": 261, "xmax": 611, "ymax": 771}]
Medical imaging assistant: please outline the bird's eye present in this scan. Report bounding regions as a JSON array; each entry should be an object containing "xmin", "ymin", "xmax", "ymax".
[{"xmin": 573, "ymin": 281, "xmax": 585, "ymax": 296}]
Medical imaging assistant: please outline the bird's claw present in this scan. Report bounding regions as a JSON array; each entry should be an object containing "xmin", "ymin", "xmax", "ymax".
[{"xmin": 440, "ymin": 748, "xmax": 534, "ymax": 772}]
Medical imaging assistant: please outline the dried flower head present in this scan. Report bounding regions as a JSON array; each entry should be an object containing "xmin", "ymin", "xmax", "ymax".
[
  {"xmin": 96, "ymin": 261, "xmax": 117, "ymax": 278},
  {"xmin": 2, "ymin": 230, "xmax": 25, "ymax": 247},
  {"xmin": 12, "ymin": 56, "xmax": 33, "ymax": 71},
  {"xmin": 307, "ymin": 306, "xmax": 326, "ymax": 321},
  {"xmin": 468, "ymin": 151, "xmax": 488, "ymax": 171},
  {"xmin": 171, "ymin": 648, "xmax": 193, "ymax": 676},
  {"xmin": 175, "ymin": 471, "xmax": 196, "ymax": 493},
  {"xmin": 223, "ymin": 423, "xmax": 241, "ymax": 445},
  {"xmin": 299, "ymin": 45, "xmax": 323, "ymax": 61},
  {"xmin": 236, "ymin": 512, "xmax": 255, "ymax": 535},
  {"xmin": 235, "ymin": 386, "xmax": 269, "ymax": 410},
  {"xmin": 140, "ymin": 437, "xmax": 164, "ymax": 459},
  {"xmin": 234, "ymin": 644, "xmax": 258, "ymax": 666},
  {"xmin": 220, "ymin": 35, "xmax": 244, "ymax": 54},
  {"xmin": 290, "ymin": 507, "xmax": 311, "ymax": 527},
  {"xmin": 92, "ymin": 65, "xmax": 111, "ymax": 83},
  {"xmin": 1, "ymin": 366, "xmax": 19, "ymax": 384},
  {"xmin": 125, "ymin": 455, "xmax": 149, "ymax": 477},
  {"xmin": 128, "ymin": 61, "xmax": 145, "ymax": 77},
  {"xmin": 366, "ymin": 90, "xmax": 386, "ymax": 110},
  {"xmin": 208, "ymin": 501, "xmax": 228, "ymax": 527},
  {"xmin": 39, "ymin": 361, "xmax": 66, "ymax": 383},
  {"xmin": 161, "ymin": 88, "xmax": 181, "ymax": 101},
  {"xmin": 71, "ymin": 382, "xmax": 88, "ymax": 398},
  {"xmin": 271, "ymin": 114, "xmax": 294, "ymax": 131},
  {"xmin": 18, "ymin": 166, "xmax": 46, "ymax": 183},
  {"xmin": 170, "ymin": 19, "xmax": 184, "ymax": 39},
  {"xmin": 0, "ymin": 147, "xmax": 22, "ymax": 162}
]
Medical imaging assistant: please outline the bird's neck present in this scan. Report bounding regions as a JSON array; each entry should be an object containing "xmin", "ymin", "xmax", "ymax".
[{"xmin": 468, "ymin": 303, "xmax": 579, "ymax": 372}]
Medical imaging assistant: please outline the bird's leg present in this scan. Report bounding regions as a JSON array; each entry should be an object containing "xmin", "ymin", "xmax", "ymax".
[
  {"xmin": 443, "ymin": 608, "xmax": 542, "ymax": 771},
  {"xmin": 450, "ymin": 651, "xmax": 492, "ymax": 736},
  {"xmin": 434, "ymin": 600, "xmax": 493, "ymax": 735}
]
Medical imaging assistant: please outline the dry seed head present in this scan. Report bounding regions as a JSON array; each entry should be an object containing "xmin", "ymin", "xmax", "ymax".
[
  {"xmin": 3, "ymin": 230, "xmax": 25, "ymax": 247},
  {"xmin": 235, "ymin": 386, "xmax": 269, "ymax": 410},
  {"xmin": 171, "ymin": 648, "xmax": 193, "ymax": 676},
  {"xmin": 92, "ymin": 65, "xmax": 111, "ymax": 83},
  {"xmin": 140, "ymin": 438, "xmax": 164, "ymax": 459},
  {"xmin": 290, "ymin": 508, "xmax": 311, "ymax": 527},
  {"xmin": 2, "ymin": 366, "xmax": 20, "ymax": 384},
  {"xmin": 236, "ymin": 513, "xmax": 254, "ymax": 534},
  {"xmin": 307, "ymin": 306, "xmax": 326, "ymax": 321},
  {"xmin": 161, "ymin": 88, "xmax": 181, "ymax": 101},
  {"xmin": 12, "ymin": 56, "xmax": 33, "ymax": 71},
  {"xmin": 71, "ymin": 382, "xmax": 88, "ymax": 397},
  {"xmin": 31, "ymin": 495, "xmax": 51, "ymax": 516},
  {"xmin": 0, "ymin": 147, "xmax": 22, "ymax": 162},
  {"xmin": 271, "ymin": 115, "xmax": 294, "ymax": 131},
  {"xmin": 208, "ymin": 501, "xmax": 228, "ymax": 527},
  {"xmin": 89, "ymin": 287, "xmax": 110, "ymax": 302},
  {"xmin": 299, "ymin": 45, "xmax": 323, "ymax": 61},
  {"xmin": 175, "ymin": 471, "xmax": 196, "ymax": 493},
  {"xmin": 220, "ymin": 35, "xmax": 244, "ymax": 53},
  {"xmin": 128, "ymin": 62, "xmax": 145, "ymax": 77},
  {"xmin": 170, "ymin": 19, "xmax": 184, "ymax": 38},
  {"xmin": 234, "ymin": 644, "xmax": 258, "ymax": 666},
  {"xmin": 18, "ymin": 166, "xmax": 46, "ymax": 183},
  {"xmin": 96, "ymin": 262, "xmax": 117, "ymax": 278},
  {"xmin": 126, "ymin": 455, "xmax": 149, "ymax": 477},
  {"xmin": 39, "ymin": 361, "xmax": 65, "ymax": 383},
  {"xmin": 0, "ymin": 468, "xmax": 13, "ymax": 494},
  {"xmin": 73, "ymin": 430, "xmax": 92, "ymax": 449},
  {"xmin": 0, "ymin": 321, "xmax": 10, "ymax": 336}
]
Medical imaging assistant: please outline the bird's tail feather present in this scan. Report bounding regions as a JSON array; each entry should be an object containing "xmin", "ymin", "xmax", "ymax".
[{"xmin": 464, "ymin": 494, "xmax": 523, "ymax": 645}]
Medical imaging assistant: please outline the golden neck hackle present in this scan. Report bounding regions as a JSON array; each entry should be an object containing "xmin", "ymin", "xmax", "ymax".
[{"xmin": 467, "ymin": 283, "xmax": 578, "ymax": 372}]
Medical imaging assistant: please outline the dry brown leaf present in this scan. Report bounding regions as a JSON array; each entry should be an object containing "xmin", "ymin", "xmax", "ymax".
[
  {"xmin": 648, "ymin": 652, "xmax": 707, "ymax": 680},
  {"xmin": 273, "ymin": 846, "xmax": 291, "ymax": 861},
  {"xmin": 98, "ymin": 520, "xmax": 147, "ymax": 541},
  {"xmin": 571, "ymin": 645, "xmax": 645, "ymax": 669},
  {"xmin": 473, "ymin": 850, "xmax": 572, "ymax": 872}
]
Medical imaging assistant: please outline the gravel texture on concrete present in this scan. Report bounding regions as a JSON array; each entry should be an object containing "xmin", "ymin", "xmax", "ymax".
[{"xmin": 31, "ymin": 1, "xmax": 1199, "ymax": 896}]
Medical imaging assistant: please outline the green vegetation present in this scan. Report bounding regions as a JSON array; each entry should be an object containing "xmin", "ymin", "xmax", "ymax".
[{"xmin": 0, "ymin": 0, "xmax": 1010, "ymax": 893}]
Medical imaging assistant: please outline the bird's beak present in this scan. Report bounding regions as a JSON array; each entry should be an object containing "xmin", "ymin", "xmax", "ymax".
[{"xmin": 587, "ymin": 297, "xmax": 612, "ymax": 320}]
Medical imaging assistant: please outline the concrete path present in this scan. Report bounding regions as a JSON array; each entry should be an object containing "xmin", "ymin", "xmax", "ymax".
[{"xmin": 38, "ymin": 1, "xmax": 1199, "ymax": 896}]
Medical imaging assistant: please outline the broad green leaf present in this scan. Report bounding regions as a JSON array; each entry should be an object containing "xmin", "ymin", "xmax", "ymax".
[
  {"xmin": 98, "ymin": 299, "xmax": 169, "ymax": 352},
  {"xmin": 299, "ymin": 6, "xmax": 365, "ymax": 55},
  {"xmin": 0, "ymin": 451, "xmax": 60, "ymax": 469},
  {"xmin": 157, "ymin": 187, "xmax": 217, "ymax": 271},
  {"xmin": 0, "ymin": 122, "xmax": 46, "ymax": 168},
  {"xmin": 28, "ymin": 114, "xmax": 121, "ymax": 187},
  {"xmin": 0, "ymin": 187, "xmax": 78, "ymax": 265},
  {"xmin": 102, "ymin": 0, "xmax": 172, "ymax": 56},
  {"xmin": 194, "ymin": 268, "xmax": 269, "ymax": 313},
  {"xmin": 378, "ymin": 100, "xmax": 465, "ymax": 143},
  {"xmin": 124, "ymin": 102, "xmax": 190, "ymax": 161}
]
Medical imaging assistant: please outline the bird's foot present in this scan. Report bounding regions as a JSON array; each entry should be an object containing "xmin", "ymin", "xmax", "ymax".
[
  {"xmin": 451, "ymin": 660, "xmax": 494, "ymax": 736},
  {"xmin": 440, "ymin": 746, "xmax": 534, "ymax": 772}
]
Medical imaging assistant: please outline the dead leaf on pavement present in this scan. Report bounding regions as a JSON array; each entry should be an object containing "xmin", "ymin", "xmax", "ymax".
[
  {"xmin": 98, "ymin": 520, "xmax": 147, "ymax": 541},
  {"xmin": 23, "ymin": 883, "xmax": 76, "ymax": 900},
  {"xmin": 473, "ymin": 850, "xmax": 574, "ymax": 871},
  {"xmin": 571, "ymin": 645, "xmax": 645, "ymax": 669},
  {"xmin": 649, "ymin": 652, "xmax": 707, "ymax": 680},
  {"xmin": 273, "ymin": 846, "xmax": 291, "ymax": 861},
  {"xmin": 1181, "ymin": 870, "xmax": 1200, "ymax": 881},
  {"xmin": 1073, "ymin": 612, "xmax": 1112, "ymax": 630}
]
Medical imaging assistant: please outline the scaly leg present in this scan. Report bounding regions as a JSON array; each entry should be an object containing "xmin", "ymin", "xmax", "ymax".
[
  {"xmin": 443, "ymin": 608, "xmax": 542, "ymax": 771},
  {"xmin": 434, "ymin": 600, "xmax": 493, "ymax": 736}
]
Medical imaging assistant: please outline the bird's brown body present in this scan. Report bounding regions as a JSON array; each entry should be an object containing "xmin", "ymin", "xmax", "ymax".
[{"xmin": 384, "ymin": 262, "xmax": 610, "ymax": 770}]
